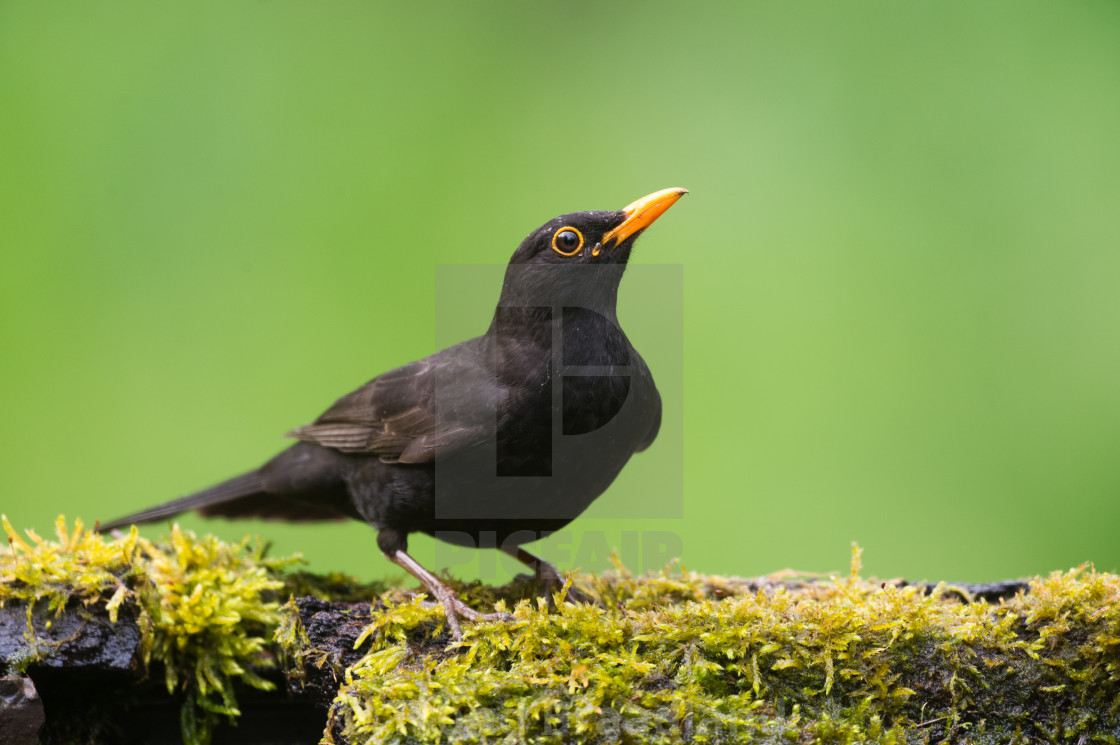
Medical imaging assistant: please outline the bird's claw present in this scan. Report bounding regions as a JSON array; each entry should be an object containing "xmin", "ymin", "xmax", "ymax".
[
  {"xmin": 424, "ymin": 587, "xmax": 514, "ymax": 640},
  {"xmin": 558, "ymin": 584, "xmax": 599, "ymax": 607},
  {"xmin": 535, "ymin": 575, "xmax": 601, "ymax": 608}
]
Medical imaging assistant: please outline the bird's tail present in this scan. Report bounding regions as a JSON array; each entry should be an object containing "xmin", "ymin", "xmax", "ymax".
[{"xmin": 96, "ymin": 471, "xmax": 265, "ymax": 533}]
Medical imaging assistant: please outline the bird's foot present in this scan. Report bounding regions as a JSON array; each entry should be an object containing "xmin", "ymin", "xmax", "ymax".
[
  {"xmin": 537, "ymin": 574, "xmax": 600, "ymax": 607},
  {"xmin": 526, "ymin": 563, "xmax": 600, "ymax": 606},
  {"xmin": 433, "ymin": 588, "xmax": 515, "ymax": 640},
  {"xmin": 416, "ymin": 586, "xmax": 514, "ymax": 639},
  {"xmin": 390, "ymin": 549, "xmax": 513, "ymax": 640},
  {"xmin": 560, "ymin": 582, "xmax": 599, "ymax": 606},
  {"xmin": 502, "ymin": 545, "xmax": 602, "ymax": 608}
]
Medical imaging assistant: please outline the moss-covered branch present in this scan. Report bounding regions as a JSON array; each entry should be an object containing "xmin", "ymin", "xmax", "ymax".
[
  {"xmin": 3, "ymin": 519, "xmax": 1119, "ymax": 744},
  {"xmin": 1, "ymin": 516, "xmax": 303, "ymax": 743}
]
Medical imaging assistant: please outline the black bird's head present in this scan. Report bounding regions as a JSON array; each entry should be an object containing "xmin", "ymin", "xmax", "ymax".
[
  {"xmin": 497, "ymin": 188, "xmax": 687, "ymax": 314},
  {"xmin": 508, "ymin": 187, "xmax": 688, "ymax": 267}
]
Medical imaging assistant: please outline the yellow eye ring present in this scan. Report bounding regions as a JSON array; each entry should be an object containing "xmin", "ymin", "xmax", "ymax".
[{"xmin": 551, "ymin": 227, "xmax": 584, "ymax": 257}]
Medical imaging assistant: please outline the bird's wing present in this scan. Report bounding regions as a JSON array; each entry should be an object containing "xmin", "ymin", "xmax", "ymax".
[{"xmin": 286, "ymin": 339, "xmax": 495, "ymax": 464}]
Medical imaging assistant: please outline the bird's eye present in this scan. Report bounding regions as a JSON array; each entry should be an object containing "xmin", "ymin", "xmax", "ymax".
[{"xmin": 551, "ymin": 227, "xmax": 584, "ymax": 257}]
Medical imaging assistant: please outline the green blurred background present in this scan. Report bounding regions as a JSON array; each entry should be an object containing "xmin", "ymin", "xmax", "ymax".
[{"xmin": 2, "ymin": 1, "xmax": 1118, "ymax": 583}]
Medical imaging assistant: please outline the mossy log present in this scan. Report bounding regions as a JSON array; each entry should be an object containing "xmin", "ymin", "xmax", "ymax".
[{"xmin": 2, "ymin": 519, "xmax": 1119, "ymax": 744}]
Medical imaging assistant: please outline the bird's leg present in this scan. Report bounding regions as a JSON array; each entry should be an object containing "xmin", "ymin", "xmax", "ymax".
[
  {"xmin": 388, "ymin": 549, "xmax": 513, "ymax": 639},
  {"xmin": 500, "ymin": 545, "xmax": 599, "ymax": 606}
]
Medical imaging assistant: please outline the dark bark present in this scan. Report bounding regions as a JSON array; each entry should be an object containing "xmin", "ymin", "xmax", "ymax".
[{"xmin": 0, "ymin": 602, "xmax": 326, "ymax": 745}]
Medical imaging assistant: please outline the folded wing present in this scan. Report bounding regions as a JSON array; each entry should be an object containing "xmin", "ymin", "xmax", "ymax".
[{"xmin": 287, "ymin": 339, "xmax": 494, "ymax": 464}]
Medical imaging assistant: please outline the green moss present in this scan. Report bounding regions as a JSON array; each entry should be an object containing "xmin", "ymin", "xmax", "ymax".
[
  {"xmin": 1, "ymin": 515, "xmax": 139, "ymax": 624},
  {"xmin": 1, "ymin": 516, "xmax": 296, "ymax": 745},
  {"xmin": 137, "ymin": 525, "xmax": 298, "ymax": 742},
  {"xmin": 5, "ymin": 520, "xmax": 1120, "ymax": 744},
  {"xmin": 318, "ymin": 550, "xmax": 1120, "ymax": 744}
]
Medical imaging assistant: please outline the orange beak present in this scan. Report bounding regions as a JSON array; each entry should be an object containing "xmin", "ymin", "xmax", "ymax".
[{"xmin": 600, "ymin": 187, "xmax": 688, "ymax": 249}]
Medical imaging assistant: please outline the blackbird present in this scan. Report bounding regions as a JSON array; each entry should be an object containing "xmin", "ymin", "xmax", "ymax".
[{"xmin": 99, "ymin": 187, "xmax": 687, "ymax": 637}]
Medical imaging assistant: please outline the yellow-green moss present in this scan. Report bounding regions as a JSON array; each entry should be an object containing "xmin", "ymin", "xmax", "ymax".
[
  {"xmin": 312, "ymin": 551, "xmax": 1120, "ymax": 744},
  {"xmin": 1, "ymin": 516, "xmax": 296, "ymax": 745},
  {"xmin": 5, "ymin": 519, "xmax": 1120, "ymax": 744}
]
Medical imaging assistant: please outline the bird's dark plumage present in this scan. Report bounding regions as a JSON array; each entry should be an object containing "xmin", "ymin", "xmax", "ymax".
[{"xmin": 99, "ymin": 188, "xmax": 687, "ymax": 637}]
